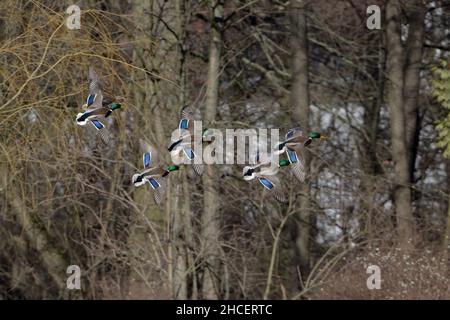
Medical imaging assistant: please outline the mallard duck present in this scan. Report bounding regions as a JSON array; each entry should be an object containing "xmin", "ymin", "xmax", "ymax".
[
  {"xmin": 273, "ymin": 128, "xmax": 326, "ymax": 182},
  {"xmin": 168, "ymin": 105, "xmax": 204, "ymax": 176},
  {"xmin": 132, "ymin": 139, "xmax": 180, "ymax": 205},
  {"xmin": 242, "ymin": 152, "xmax": 289, "ymax": 203},
  {"xmin": 75, "ymin": 66, "xmax": 123, "ymax": 144}
]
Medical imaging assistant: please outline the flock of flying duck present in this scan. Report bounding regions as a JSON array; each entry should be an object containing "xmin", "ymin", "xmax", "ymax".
[{"xmin": 75, "ymin": 67, "xmax": 326, "ymax": 205}]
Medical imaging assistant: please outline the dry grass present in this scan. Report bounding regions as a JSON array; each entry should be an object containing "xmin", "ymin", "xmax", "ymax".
[{"xmin": 310, "ymin": 246, "xmax": 449, "ymax": 300}]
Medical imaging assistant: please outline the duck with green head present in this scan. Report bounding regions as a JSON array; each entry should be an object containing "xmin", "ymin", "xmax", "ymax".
[
  {"xmin": 76, "ymin": 66, "xmax": 124, "ymax": 144},
  {"xmin": 132, "ymin": 139, "xmax": 180, "ymax": 206},
  {"xmin": 242, "ymin": 151, "xmax": 287, "ymax": 203},
  {"xmin": 168, "ymin": 105, "xmax": 204, "ymax": 176},
  {"xmin": 274, "ymin": 127, "xmax": 327, "ymax": 182}
]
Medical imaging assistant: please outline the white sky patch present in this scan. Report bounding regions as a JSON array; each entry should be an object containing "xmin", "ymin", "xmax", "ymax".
[
  {"xmin": 383, "ymin": 200, "xmax": 393, "ymax": 212},
  {"xmin": 26, "ymin": 107, "xmax": 38, "ymax": 124},
  {"xmin": 401, "ymin": 24, "xmax": 409, "ymax": 42}
]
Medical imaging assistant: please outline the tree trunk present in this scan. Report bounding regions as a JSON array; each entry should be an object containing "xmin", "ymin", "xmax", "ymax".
[
  {"xmin": 403, "ymin": 1, "xmax": 425, "ymax": 181},
  {"xmin": 171, "ymin": 0, "xmax": 191, "ymax": 299},
  {"xmin": 385, "ymin": 0, "xmax": 414, "ymax": 246},
  {"xmin": 359, "ymin": 35, "xmax": 385, "ymax": 241},
  {"xmin": 444, "ymin": 194, "xmax": 450, "ymax": 262},
  {"xmin": 444, "ymin": 160, "xmax": 450, "ymax": 263},
  {"xmin": 289, "ymin": 0, "xmax": 311, "ymax": 284},
  {"xmin": 201, "ymin": 0, "xmax": 223, "ymax": 299}
]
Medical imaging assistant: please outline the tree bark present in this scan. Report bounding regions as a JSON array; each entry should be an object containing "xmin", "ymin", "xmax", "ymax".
[
  {"xmin": 385, "ymin": 0, "xmax": 414, "ymax": 246},
  {"xmin": 359, "ymin": 34, "xmax": 385, "ymax": 241},
  {"xmin": 171, "ymin": 0, "xmax": 192, "ymax": 299},
  {"xmin": 201, "ymin": 0, "xmax": 223, "ymax": 299},
  {"xmin": 403, "ymin": 1, "xmax": 425, "ymax": 180},
  {"xmin": 444, "ymin": 160, "xmax": 450, "ymax": 263},
  {"xmin": 289, "ymin": 0, "xmax": 311, "ymax": 283}
]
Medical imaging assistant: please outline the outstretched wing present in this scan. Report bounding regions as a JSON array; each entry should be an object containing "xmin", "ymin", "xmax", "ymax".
[
  {"xmin": 285, "ymin": 127, "xmax": 303, "ymax": 140},
  {"xmin": 182, "ymin": 146, "xmax": 203, "ymax": 176},
  {"xmin": 180, "ymin": 105, "xmax": 196, "ymax": 120},
  {"xmin": 88, "ymin": 66, "xmax": 101, "ymax": 96},
  {"xmin": 180, "ymin": 105, "xmax": 202, "ymax": 121},
  {"xmin": 147, "ymin": 177, "xmax": 165, "ymax": 206},
  {"xmin": 286, "ymin": 148, "xmax": 306, "ymax": 182},
  {"xmin": 90, "ymin": 119, "xmax": 110, "ymax": 145},
  {"xmin": 258, "ymin": 151, "xmax": 273, "ymax": 166},
  {"xmin": 258, "ymin": 175, "xmax": 287, "ymax": 203},
  {"xmin": 85, "ymin": 66, "xmax": 103, "ymax": 109},
  {"xmin": 192, "ymin": 163, "xmax": 204, "ymax": 176},
  {"xmin": 139, "ymin": 139, "xmax": 159, "ymax": 169}
]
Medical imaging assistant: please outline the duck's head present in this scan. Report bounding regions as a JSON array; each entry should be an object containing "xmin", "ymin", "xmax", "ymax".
[
  {"xmin": 309, "ymin": 131, "xmax": 324, "ymax": 139},
  {"xmin": 202, "ymin": 128, "xmax": 209, "ymax": 137},
  {"xmin": 279, "ymin": 159, "xmax": 290, "ymax": 167},
  {"xmin": 75, "ymin": 112, "xmax": 88, "ymax": 126},
  {"xmin": 132, "ymin": 173, "xmax": 146, "ymax": 187},
  {"xmin": 109, "ymin": 102, "xmax": 122, "ymax": 111},
  {"xmin": 304, "ymin": 131, "xmax": 328, "ymax": 146},
  {"xmin": 243, "ymin": 166, "xmax": 256, "ymax": 181},
  {"xmin": 162, "ymin": 165, "xmax": 180, "ymax": 177}
]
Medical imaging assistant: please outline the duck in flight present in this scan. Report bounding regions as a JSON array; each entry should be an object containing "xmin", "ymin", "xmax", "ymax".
[
  {"xmin": 132, "ymin": 139, "xmax": 180, "ymax": 206},
  {"xmin": 168, "ymin": 105, "xmax": 206, "ymax": 176},
  {"xmin": 75, "ymin": 66, "xmax": 123, "ymax": 144},
  {"xmin": 274, "ymin": 127, "xmax": 327, "ymax": 182},
  {"xmin": 242, "ymin": 152, "xmax": 292, "ymax": 203}
]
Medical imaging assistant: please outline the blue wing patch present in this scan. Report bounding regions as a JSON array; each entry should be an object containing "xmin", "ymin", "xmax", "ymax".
[
  {"xmin": 183, "ymin": 147, "xmax": 195, "ymax": 160},
  {"xmin": 287, "ymin": 149, "xmax": 299, "ymax": 163},
  {"xmin": 259, "ymin": 178, "xmax": 274, "ymax": 190},
  {"xmin": 91, "ymin": 119, "xmax": 104, "ymax": 130},
  {"xmin": 143, "ymin": 152, "xmax": 151, "ymax": 168},
  {"xmin": 179, "ymin": 118, "xmax": 189, "ymax": 130},
  {"xmin": 147, "ymin": 178, "xmax": 161, "ymax": 189},
  {"xmin": 86, "ymin": 94, "xmax": 96, "ymax": 106}
]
